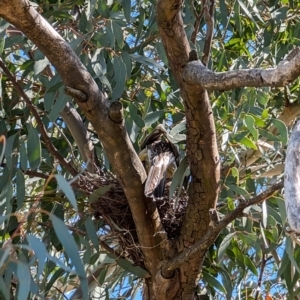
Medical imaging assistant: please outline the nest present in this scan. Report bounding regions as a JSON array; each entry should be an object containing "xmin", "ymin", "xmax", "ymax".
[
  {"xmin": 75, "ymin": 172, "xmax": 188, "ymax": 264},
  {"xmin": 156, "ymin": 184, "xmax": 189, "ymax": 239}
]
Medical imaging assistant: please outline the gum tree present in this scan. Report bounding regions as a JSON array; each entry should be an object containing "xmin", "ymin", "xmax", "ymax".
[{"xmin": 0, "ymin": 0, "xmax": 299, "ymax": 299}]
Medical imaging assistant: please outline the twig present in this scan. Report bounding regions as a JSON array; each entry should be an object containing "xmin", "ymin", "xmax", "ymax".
[
  {"xmin": 24, "ymin": 170, "xmax": 51, "ymax": 180},
  {"xmin": 201, "ymin": 0, "xmax": 215, "ymax": 66},
  {"xmin": 53, "ymin": 286, "xmax": 69, "ymax": 300},
  {"xmin": 254, "ymin": 253, "xmax": 266, "ymax": 300},
  {"xmin": 165, "ymin": 180, "xmax": 284, "ymax": 271},
  {"xmin": 0, "ymin": 58, "xmax": 78, "ymax": 176},
  {"xmin": 190, "ymin": 0, "xmax": 205, "ymax": 44}
]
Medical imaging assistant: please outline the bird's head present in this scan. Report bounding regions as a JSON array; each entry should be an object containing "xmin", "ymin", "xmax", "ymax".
[{"xmin": 140, "ymin": 124, "xmax": 168, "ymax": 149}]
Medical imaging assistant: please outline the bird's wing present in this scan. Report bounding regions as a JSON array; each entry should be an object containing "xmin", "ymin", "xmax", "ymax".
[{"xmin": 144, "ymin": 145, "xmax": 175, "ymax": 199}]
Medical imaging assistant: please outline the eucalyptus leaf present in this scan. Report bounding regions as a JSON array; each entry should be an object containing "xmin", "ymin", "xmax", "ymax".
[
  {"xmin": 26, "ymin": 235, "xmax": 47, "ymax": 278},
  {"xmin": 85, "ymin": 217, "xmax": 99, "ymax": 252},
  {"xmin": 26, "ymin": 124, "xmax": 41, "ymax": 170},
  {"xmin": 16, "ymin": 169, "xmax": 25, "ymax": 209},
  {"xmin": 218, "ymin": 232, "xmax": 235, "ymax": 262},
  {"xmin": 50, "ymin": 214, "xmax": 88, "ymax": 300},
  {"xmin": 112, "ymin": 56, "xmax": 127, "ymax": 100},
  {"xmin": 55, "ymin": 174, "xmax": 78, "ymax": 212},
  {"xmin": 15, "ymin": 262, "xmax": 31, "ymax": 300},
  {"xmin": 144, "ymin": 110, "xmax": 165, "ymax": 127},
  {"xmin": 116, "ymin": 259, "xmax": 150, "ymax": 278},
  {"xmin": 272, "ymin": 119, "xmax": 288, "ymax": 145}
]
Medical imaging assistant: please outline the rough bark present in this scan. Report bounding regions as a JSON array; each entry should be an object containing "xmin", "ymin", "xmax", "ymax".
[{"xmin": 157, "ymin": 1, "xmax": 220, "ymax": 298}]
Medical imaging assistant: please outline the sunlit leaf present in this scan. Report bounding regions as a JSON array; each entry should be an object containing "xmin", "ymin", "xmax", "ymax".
[
  {"xmin": 240, "ymin": 136, "xmax": 257, "ymax": 150},
  {"xmin": 33, "ymin": 57, "xmax": 49, "ymax": 75},
  {"xmin": 244, "ymin": 115, "xmax": 258, "ymax": 141}
]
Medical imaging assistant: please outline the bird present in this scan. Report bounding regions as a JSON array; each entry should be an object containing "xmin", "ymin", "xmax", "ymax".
[{"xmin": 139, "ymin": 125, "xmax": 179, "ymax": 200}]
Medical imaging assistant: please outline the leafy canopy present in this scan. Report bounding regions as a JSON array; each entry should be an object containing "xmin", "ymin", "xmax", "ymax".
[{"xmin": 0, "ymin": 0, "xmax": 299, "ymax": 299}]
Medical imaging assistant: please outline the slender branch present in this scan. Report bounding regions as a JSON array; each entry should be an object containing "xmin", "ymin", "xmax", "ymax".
[
  {"xmin": 254, "ymin": 253, "xmax": 266, "ymax": 300},
  {"xmin": 24, "ymin": 170, "xmax": 50, "ymax": 180},
  {"xmin": 0, "ymin": 58, "xmax": 78, "ymax": 176},
  {"xmin": 165, "ymin": 180, "xmax": 284, "ymax": 271},
  {"xmin": 183, "ymin": 47, "xmax": 300, "ymax": 90},
  {"xmin": 201, "ymin": 0, "xmax": 214, "ymax": 66},
  {"xmin": 190, "ymin": 0, "xmax": 205, "ymax": 44}
]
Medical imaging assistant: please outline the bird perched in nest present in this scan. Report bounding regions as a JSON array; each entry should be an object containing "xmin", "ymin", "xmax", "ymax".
[{"xmin": 139, "ymin": 125, "xmax": 180, "ymax": 200}]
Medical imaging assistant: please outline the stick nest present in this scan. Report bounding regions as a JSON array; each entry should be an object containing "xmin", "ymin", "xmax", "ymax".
[{"xmin": 75, "ymin": 172, "xmax": 188, "ymax": 265}]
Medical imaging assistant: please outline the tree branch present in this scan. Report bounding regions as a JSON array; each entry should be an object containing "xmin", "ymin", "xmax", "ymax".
[
  {"xmin": 165, "ymin": 180, "xmax": 283, "ymax": 271},
  {"xmin": 183, "ymin": 47, "xmax": 300, "ymax": 90},
  {"xmin": 201, "ymin": 0, "xmax": 214, "ymax": 66},
  {"xmin": 157, "ymin": 1, "xmax": 220, "ymax": 296},
  {"xmin": 0, "ymin": 58, "xmax": 78, "ymax": 176},
  {"xmin": 60, "ymin": 102, "xmax": 98, "ymax": 173},
  {"xmin": 190, "ymin": 0, "xmax": 205, "ymax": 45},
  {"xmin": 0, "ymin": 0, "xmax": 164, "ymax": 274}
]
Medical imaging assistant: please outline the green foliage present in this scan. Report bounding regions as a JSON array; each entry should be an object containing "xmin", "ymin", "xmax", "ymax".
[{"xmin": 0, "ymin": 0, "xmax": 298, "ymax": 299}]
